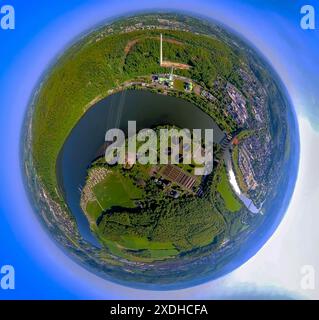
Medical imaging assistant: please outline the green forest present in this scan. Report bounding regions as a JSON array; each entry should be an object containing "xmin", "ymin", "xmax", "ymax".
[
  {"xmin": 94, "ymin": 166, "xmax": 226, "ymax": 260},
  {"xmin": 32, "ymin": 28, "xmax": 244, "ymax": 202}
]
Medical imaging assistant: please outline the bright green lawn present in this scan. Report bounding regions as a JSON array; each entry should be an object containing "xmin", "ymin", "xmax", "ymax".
[
  {"xmin": 86, "ymin": 171, "xmax": 144, "ymax": 221},
  {"xmin": 119, "ymin": 235, "xmax": 176, "ymax": 250},
  {"xmin": 101, "ymin": 237, "xmax": 178, "ymax": 261},
  {"xmin": 217, "ymin": 166, "xmax": 242, "ymax": 212}
]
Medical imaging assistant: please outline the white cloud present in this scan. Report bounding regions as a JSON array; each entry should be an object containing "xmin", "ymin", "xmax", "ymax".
[{"xmin": 220, "ymin": 117, "xmax": 319, "ymax": 299}]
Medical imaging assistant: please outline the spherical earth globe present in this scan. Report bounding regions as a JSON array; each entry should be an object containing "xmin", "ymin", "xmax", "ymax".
[{"xmin": 23, "ymin": 12, "xmax": 299, "ymax": 289}]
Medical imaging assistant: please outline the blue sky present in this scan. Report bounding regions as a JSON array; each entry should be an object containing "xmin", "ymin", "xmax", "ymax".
[{"xmin": 0, "ymin": 0, "xmax": 318, "ymax": 299}]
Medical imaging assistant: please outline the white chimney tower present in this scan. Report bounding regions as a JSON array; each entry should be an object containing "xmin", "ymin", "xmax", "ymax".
[{"xmin": 160, "ymin": 34, "xmax": 163, "ymax": 66}]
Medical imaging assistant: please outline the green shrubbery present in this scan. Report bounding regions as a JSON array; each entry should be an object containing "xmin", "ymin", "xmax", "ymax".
[{"xmin": 97, "ymin": 189, "xmax": 225, "ymax": 252}]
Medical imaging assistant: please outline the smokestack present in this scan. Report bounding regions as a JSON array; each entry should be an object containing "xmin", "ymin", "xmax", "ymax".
[{"xmin": 160, "ymin": 33, "xmax": 163, "ymax": 66}]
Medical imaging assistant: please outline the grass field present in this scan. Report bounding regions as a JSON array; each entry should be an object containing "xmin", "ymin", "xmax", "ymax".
[
  {"xmin": 86, "ymin": 171, "xmax": 144, "ymax": 221},
  {"xmin": 217, "ymin": 166, "xmax": 242, "ymax": 212},
  {"xmin": 119, "ymin": 235, "xmax": 176, "ymax": 250},
  {"xmin": 174, "ymin": 79, "xmax": 185, "ymax": 91},
  {"xmin": 100, "ymin": 237, "xmax": 178, "ymax": 261},
  {"xmin": 235, "ymin": 129, "xmax": 254, "ymax": 141}
]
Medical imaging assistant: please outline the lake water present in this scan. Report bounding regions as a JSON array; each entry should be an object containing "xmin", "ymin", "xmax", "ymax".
[{"xmin": 57, "ymin": 90, "xmax": 225, "ymax": 246}]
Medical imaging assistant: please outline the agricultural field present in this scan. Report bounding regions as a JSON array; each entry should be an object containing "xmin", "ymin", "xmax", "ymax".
[{"xmin": 85, "ymin": 170, "xmax": 144, "ymax": 221}]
